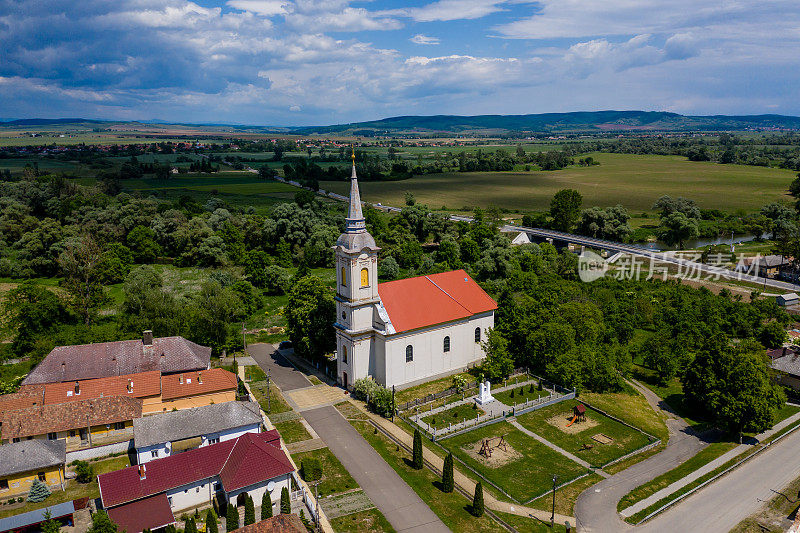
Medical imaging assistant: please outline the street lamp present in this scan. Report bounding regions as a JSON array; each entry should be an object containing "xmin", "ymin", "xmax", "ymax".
[{"xmin": 551, "ymin": 474, "xmax": 558, "ymax": 528}]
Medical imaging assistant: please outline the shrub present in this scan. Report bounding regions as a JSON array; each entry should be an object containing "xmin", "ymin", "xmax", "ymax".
[
  {"xmin": 206, "ymin": 509, "xmax": 218, "ymax": 533},
  {"xmin": 75, "ymin": 460, "xmax": 95, "ymax": 483},
  {"xmin": 442, "ymin": 453, "xmax": 454, "ymax": 493},
  {"xmin": 261, "ymin": 491, "xmax": 273, "ymax": 520},
  {"xmin": 244, "ymin": 495, "xmax": 255, "ymax": 525},
  {"xmin": 509, "ymin": 389, "xmax": 515, "ymax": 398},
  {"xmin": 225, "ymin": 503, "xmax": 239, "ymax": 532},
  {"xmin": 27, "ymin": 478, "xmax": 51, "ymax": 503},
  {"xmin": 471, "ymin": 482, "xmax": 484, "ymax": 517},
  {"xmin": 538, "ymin": 381, "xmax": 543, "ymax": 391},
  {"xmin": 351, "ymin": 377, "xmax": 393, "ymax": 417},
  {"xmin": 184, "ymin": 518, "xmax": 198, "ymax": 533},
  {"xmin": 280, "ymin": 487, "xmax": 291, "ymax": 514},
  {"xmin": 412, "ymin": 429, "xmax": 423, "ymax": 470},
  {"xmin": 301, "ymin": 458, "xmax": 322, "ymax": 482},
  {"xmin": 529, "ymin": 383, "xmax": 534, "ymax": 393}
]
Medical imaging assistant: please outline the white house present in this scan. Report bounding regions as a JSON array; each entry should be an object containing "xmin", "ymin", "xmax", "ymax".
[
  {"xmin": 133, "ymin": 401, "xmax": 262, "ymax": 464},
  {"xmin": 778, "ymin": 293, "xmax": 799, "ymax": 307},
  {"xmin": 334, "ymin": 159, "xmax": 497, "ymax": 390},
  {"xmin": 99, "ymin": 432, "xmax": 294, "ymax": 533}
]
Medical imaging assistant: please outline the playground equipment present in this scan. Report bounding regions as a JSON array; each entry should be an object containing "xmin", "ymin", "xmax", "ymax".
[
  {"xmin": 566, "ymin": 414, "xmax": 578, "ymax": 427},
  {"xmin": 478, "ymin": 434, "xmax": 508, "ymax": 458}
]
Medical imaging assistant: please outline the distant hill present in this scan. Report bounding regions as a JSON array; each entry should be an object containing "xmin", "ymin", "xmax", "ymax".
[
  {"xmin": 3, "ymin": 111, "xmax": 800, "ymax": 135},
  {"xmin": 295, "ymin": 111, "xmax": 800, "ymax": 135}
]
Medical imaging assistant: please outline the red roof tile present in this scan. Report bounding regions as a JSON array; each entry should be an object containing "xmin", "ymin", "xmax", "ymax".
[
  {"xmin": 161, "ymin": 369, "xmax": 237, "ymax": 400},
  {"xmin": 0, "ymin": 386, "xmax": 44, "ymax": 421},
  {"xmin": 378, "ymin": 270, "xmax": 497, "ymax": 333},
  {"xmin": 107, "ymin": 493, "xmax": 175, "ymax": 533},
  {"xmin": 99, "ymin": 431, "xmax": 289, "ymax": 508},
  {"xmin": 42, "ymin": 371, "xmax": 161, "ymax": 405}
]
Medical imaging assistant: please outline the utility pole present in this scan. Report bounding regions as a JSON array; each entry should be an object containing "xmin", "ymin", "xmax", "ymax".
[
  {"xmin": 267, "ymin": 368, "xmax": 272, "ymax": 414},
  {"xmin": 551, "ymin": 474, "xmax": 558, "ymax": 528},
  {"xmin": 392, "ymin": 385, "xmax": 396, "ymax": 422}
]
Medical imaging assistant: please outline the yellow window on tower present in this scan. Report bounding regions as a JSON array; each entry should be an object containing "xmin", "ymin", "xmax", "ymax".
[
  {"xmin": 341, "ymin": 267, "xmax": 346, "ymax": 286},
  {"xmin": 361, "ymin": 268, "xmax": 369, "ymax": 287}
]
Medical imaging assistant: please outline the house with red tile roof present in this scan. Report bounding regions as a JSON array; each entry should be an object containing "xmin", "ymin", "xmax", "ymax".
[
  {"xmin": 98, "ymin": 432, "xmax": 294, "ymax": 533},
  {"xmin": 333, "ymin": 161, "xmax": 496, "ymax": 389}
]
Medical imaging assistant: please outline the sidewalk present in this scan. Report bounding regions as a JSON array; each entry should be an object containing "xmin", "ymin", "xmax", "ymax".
[
  {"xmin": 348, "ymin": 398, "xmax": 576, "ymax": 525},
  {"xmin": 620, "ymin": 410, "xmax": 800, "ymax": 517}
]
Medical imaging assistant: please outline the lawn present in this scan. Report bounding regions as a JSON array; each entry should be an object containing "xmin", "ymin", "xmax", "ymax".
[
  {"xmin": 329, "ymin": 508, "xmax": 396, "ymax": 533},
  {"xmin": 580, "ymin": 387, "xmax": 669, "ymax": 442},
  {"xmin": 335, "ymin": 401, "xmax": 370, "ymax": 420},
  {"xmin": 440, "ymin": 421, "xmax": 587, "ymax": 503},
  {"xmin": 421, "ymin": 403, "xmax": 484, "ymax": 431},
  {"xmin": 350, "ymin": 420, "xmax": 508, "ymax": 533},
  {"xmin": 630, "ymin": 365, "xmax": 707, "ymax": 429},
  {"xmin": 528, "ymin": 473, "xmax": 604, "ymax": 517},
  {"xmin": 515, "ymin": 399, "xmax": 652, "ymax": 468},
  {"xmin": 292, "ymin": 447, "xmax": 358, "ymax": 498},
  {"xmin": 492, "ymin": 384, "xmax": 546, "ymax": 406},
  {"xmin": 251, "ymin": 382, "xmax": 292, "ymax": 414},
  {"xmin": 395, "ymin": 372, "xmax": 472, "ymax": 406},
  {"xmin": 273, "ymin": 419, "xmax": 312, "ymax": 444},
  {"xmin": 319, "ymin": 152, "xmax": 796, "ymax": 212}
]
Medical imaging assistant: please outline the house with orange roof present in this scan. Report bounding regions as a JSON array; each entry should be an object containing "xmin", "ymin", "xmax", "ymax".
[{"xmin": 334, "ymin": 160, "xmax": 496, "ymax": 389}]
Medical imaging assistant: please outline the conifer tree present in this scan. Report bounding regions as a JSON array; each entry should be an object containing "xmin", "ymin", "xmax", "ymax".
[
  {"xmin": 184, "ymin": 518, "xmax": 197, "ymax": 533},
  {"xmin": 261, "ymin": 490, "xmax": 273, "ymax": 520},
  {"xmin": 471, "ymin": 482, "xmax": 484, "ymax": 517},
  {"xmin": 226, "ymin": 504, "xmax": 239, "ymax": 532},
  {"xmin": 244, "ymin": 495, "xmax": 255, "ymax": 525},
  {"xmin": 412, "ymin": 428, "xmax": 424, "ymax": 469},
  {"xmin": 280, "ymin": 487, "xmax": 291, "ymax": 514},
  {"xmin": 206, "ymin": 509, "xmax": 218, "ymax": 533},
  {"xmin": 27, "ymin": 478, "xmax": 51, "ymax": 502},
  {"xmin": 442, "ymin": 452, "xmax": 454, "ymax": 493}
]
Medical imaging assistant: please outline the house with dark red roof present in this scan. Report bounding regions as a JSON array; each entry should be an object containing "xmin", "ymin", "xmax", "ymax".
[
  {"xmin": 98, "ymin": 431, "xmax": 294, "ymax": 533},
  {"xmin": 333, "ymin": 161, "xmax": 497, "ymax": 389}
]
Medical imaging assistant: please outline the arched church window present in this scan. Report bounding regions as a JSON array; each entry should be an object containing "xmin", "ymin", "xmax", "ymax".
[
  {"xmin": 341, "ymin": 267, "xmax": 346, "ymax": 286},
  {"xmin": 405, "ymin": 345, "xmax": 413, "ymax": 362},
  {"xmin": 342, "ymin": 345, "xmax": 348, "ymax": 364},
  {"xmin": 475, "ymin": 327, "xmax": 481, "ymax": 343},
  {"xmin": 341, "ymin": 311, "xmax": 346, "ymax": 320},
  {"xmin": 361, "ymin": 268, "xmax": 369, "ymax": 287},
  {"xmin": 443, "ymin": 336, "xmax": 450, "ymax": 353}
]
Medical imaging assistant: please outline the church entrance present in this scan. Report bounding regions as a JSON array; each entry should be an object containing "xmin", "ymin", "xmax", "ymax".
[{"xmin": 342, "ymin": 372, "xmax": 348, "ymax": 390}]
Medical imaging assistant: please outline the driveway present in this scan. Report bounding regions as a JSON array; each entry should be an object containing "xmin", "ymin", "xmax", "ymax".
[
  {"xmin": 303, "ymin": 405, "xmax": 450, "ymax": 533},
  {"xmin": 248, "ymin": 343, "xmax": 312, "ymax": 391}
]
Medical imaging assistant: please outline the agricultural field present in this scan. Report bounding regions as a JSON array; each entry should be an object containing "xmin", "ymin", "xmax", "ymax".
[{"xmin": 319, "ymin": 152, "xmax": 796, "ymax": 213}]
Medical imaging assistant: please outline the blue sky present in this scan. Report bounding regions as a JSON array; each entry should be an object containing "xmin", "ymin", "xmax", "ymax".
[{"xmin": 0, "ymin": 0, "xmax": 798, "ymax": 126}]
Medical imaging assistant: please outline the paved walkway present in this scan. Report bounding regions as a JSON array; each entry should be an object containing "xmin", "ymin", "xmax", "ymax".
[
  {"xmin": 248, "ymin": 343, "xmax": 313, "ymax": 391},
  {"xmin": 303, "ymin": 405, "xmax": 449, "ymax": 533},
  {"xmin": 508, "ymin": 419, "xmax": 603, "ymax": 475},
  {"xmin": 286, "ymin": 384, "xmax": 349, "ymax": 411},
  {"xmin": 286, "ymin": 437, "xmax": 327, "ymax": 453},
  {"xmin": 620, "ymin": 409, "xmax": 800, "ymax": 518},
  {"xmin": 352, "ymin": 399, "xmax": 575, "ymax": 524}
]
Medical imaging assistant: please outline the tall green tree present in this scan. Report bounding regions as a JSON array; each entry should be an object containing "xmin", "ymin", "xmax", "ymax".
[
  {"xmin": 412, "ymin": 428, "xmax": 424, "ymax": 470},
  {"xmin": 656, "ymin": 212, "xmax": 699, "ymax": 249},
  {"xmin": 480, "ymin": 328, "xmax": 514, "ymax": 382},
  {"xmin": 549, "ymin": 189, "xmax": 583, "ymax": 232},
  {"xmin": 206, "ymin": 509, "xmax": 218, "ymax": 533},
  {"xmin": 244, "ymin": 495, "xmax": 255, "ymax": 525},
  {"xmin": 2, "ymin": 281, "xmax": 68, "ymax": 356},
  {"xmin": 58, "ymin": 234, "xmax": 108, "ymax": 326},
  {"xmin": 471, "ymin": 482, "xmax": 484, "ymax": 517},
  {"xmin": 184, "ymin": 517, "xmax": 198, "ymax": 533},
  {"xmin": 442, "ymin": 452, "xmax": 454, "ymax": 493},
  {"xmin": 280, "ymin": 487, "xmax": 291, "ymax": 514},
  {"xmin": 87, "ymin": 511, "xmax": 119, "ymax": 533},
  {"xmin": 286, "ymin": 276, "xmax": 336, "ymax": 361},
  {"xmin": 225, "ymin": 504, "xmax": 239, "ymax": 532},
  {"xmin": 41, "ymin": 510, "xmax": 61, "ymax": 533},
  {"xmin": 261, "ymin": 490, "xmax": 273, "ymax": 519}
]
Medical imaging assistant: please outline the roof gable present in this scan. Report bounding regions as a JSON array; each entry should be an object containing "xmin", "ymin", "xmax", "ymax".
[{"xmin": 378, "ymin": 270, "xmax": 497, "ymax": 333}]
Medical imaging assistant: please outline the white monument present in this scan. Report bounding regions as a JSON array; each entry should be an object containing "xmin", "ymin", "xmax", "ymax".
[{"xmin": 476, "ymin": 380, "xmax": 495, "ymax": 405}]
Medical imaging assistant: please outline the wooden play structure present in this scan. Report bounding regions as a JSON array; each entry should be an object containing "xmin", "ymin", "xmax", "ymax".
[
  {"xmin": 478, "ymin": 434, "xmax": 509, "ymax": 458},
  {"xmin": 566, "ymin": 404, "xmax": 587, "ymax": 427}
]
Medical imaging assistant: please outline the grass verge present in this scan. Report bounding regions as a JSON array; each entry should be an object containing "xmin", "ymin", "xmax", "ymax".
[
  {"xmin": 274, "ymin": 419, "xmax": 312, "ymax": 444},
  {"xmin": 329, "ymin": 508, "xmax": 396, "ymax": 533}
]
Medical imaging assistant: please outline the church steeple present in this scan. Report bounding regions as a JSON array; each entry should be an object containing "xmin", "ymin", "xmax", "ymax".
[{"xmin": 345, "ymin": 149, "xmax": 366, "ymax": 234}]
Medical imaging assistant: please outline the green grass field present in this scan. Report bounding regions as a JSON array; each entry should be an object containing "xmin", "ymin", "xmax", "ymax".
[
  {"xmin": 329, "ymin": 508, "xmax": 396, "ymax": 533},
  {"xmin": 421, "ymin": 403, "xmax": 485, "ymax": 430},
  {"xmin": 515, "ymin": 400, "xmax": 652, "ymax": 468},
  {"xmin": 440, "ymin": 421, "xmax": 587, "ymax": 502},
  {"xmin": 320, "ymin": 153, "xmax": 796, "ymax": 212},
  {"xmin": 292, "ymin": 447, "xmax": 359, "ymax": 497}
]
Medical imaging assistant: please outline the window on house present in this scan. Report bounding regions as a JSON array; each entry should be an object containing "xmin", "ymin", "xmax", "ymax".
[
  {"xmin": 341, "ymin": 311, "xmax": 346, "ymax": 320},
  {"xmin": 69, "ymin": 430, "xmax": 76, "ymax": 438},
  {"xmin": 0, "ymin": 479, "xmax": 8, "ymax": 490},
  {"xmin": 475, "ymin": 327, "xmax": 481, "ymax": 343},
  {"xmin": 47, "ymin": 432, "xmax": 58, "ymax": 440},
  {"xmin": 168, "ymin": 497, "xmax": 173, "ymax": 506},
  {"xmin": 12, "ymin": 438, "xmax": 20, "ymax": 443},
  {"xmin": 209, "ymin": 437, "xmax": 219, "ymax": 444},
  {"xmin": 152, "ymin": 450, "xmax": 159, "ymax": 458},
  {"xmin": 27, "ymin": 436, "xmax": 33, "ymax": 440},
  {"xmin": 342, "ymin": 345, "xmax": 348, "ymax": 364},
  {"xmin": 406, "ymin": 345, "xmax": 413, "ymax": 363},
  {"xmin": 443, "ymin": 336, "xmax": 450, "ymax": 353},
  {"xmin": 360, "ymin": 268, "xmax": 369, "ymax": 287},
  {"xmin": 341, "ymin": 267, "xmax": 346, "ymax": 286},
  {"xmin": 37, "ymin": 472, "xmax": 46, "ymax": 482},
  {"xmin": 114, "ymin": 422, "xmax": 125, "ymax": 430}
]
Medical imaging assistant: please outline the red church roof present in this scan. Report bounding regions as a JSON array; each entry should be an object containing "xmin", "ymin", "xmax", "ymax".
[
  {"xmin": 378, "ymin": 270, "xmax": 497, "ymax": 333},
  {"xmin": 98, "ymin": 431, "xmax": 291, "ymax": 508}
]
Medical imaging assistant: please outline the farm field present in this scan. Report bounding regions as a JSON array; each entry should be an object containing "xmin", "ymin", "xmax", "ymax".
[
  {"xmin": 515, "ymin": 399, "xmax": 653, "ymax": 468},
  {"xmin": 439, "ymin": 420, "xmax": 587, "ymax": 502},
  {"xmin": 319, "ymin": 153, "xmax": 796, "ymax": 212}
]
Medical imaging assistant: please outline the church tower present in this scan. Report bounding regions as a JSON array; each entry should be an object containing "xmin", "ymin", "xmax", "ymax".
[{"xmin": 334, "ymin": 151, "xmax": 379, "ymax": 389}]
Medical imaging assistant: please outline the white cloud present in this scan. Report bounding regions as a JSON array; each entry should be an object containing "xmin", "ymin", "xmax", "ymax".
[
  {"xmin": 383, "ymin": 0, "xmax": 505, "ymax": 22},
  {"xmin": 289, "ymin": 104, "xmax": 301, "ymax": 111},
  {"xmin": 410, "ymin": 34, "xmax": 440, "ymax": 45}
]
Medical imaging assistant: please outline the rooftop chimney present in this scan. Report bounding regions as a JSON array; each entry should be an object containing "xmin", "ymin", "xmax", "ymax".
[{"xmin": 143, "ymin": 330, "xmax": 154, "ymax": 346}]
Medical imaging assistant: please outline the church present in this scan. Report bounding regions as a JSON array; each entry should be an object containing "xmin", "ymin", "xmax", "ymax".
[{"xmin": 334, "ymin": 159, "xmax": 497, "ymax": 390}]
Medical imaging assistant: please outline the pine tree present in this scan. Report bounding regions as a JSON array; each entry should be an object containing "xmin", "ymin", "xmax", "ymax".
[
  {"xmin": 244, "ymin": 495, "xmax": 255, "ymax": 525},
  {"xmin": 87, "ymin": 511, "xmax": 119, "ymax": 533},
  {"xmin": 27, "ymin": 478, "xmax": 51, "ymax": 502},
  {"xmin": 225, "ymin": 504, "xmax": 239, "ymax": 532},
  {"xmin": 442, "ymin": 452, "xmax": 454, "ymax": 493},
  {"xmin": 471, "ymin": 482, "xmax": 484, "ymax": 517},
  {"xmin": 184, "ymin": 518, "xmax": 197, "ymax": 533},
  {"xmin": 412, "ymin": 428, "xmax": 424, "ymax": 469},
  {"xmin": 280, "ymin": 487, "xmax": 291, "ymax": 514},
  {"xmin": 206, "ymin": 509, "xmax": 218, "ymax": 533},
  {"xmin": 41, "ymin": 510, "xmax": 61, "ymax": 533},
  {"xmin": 261, "ymin": 490, "xmax": 273, "ymax": 520}
]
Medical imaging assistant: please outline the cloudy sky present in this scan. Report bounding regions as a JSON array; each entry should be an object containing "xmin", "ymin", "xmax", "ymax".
[{"xmin": 0, "ymin": 0, "xmax": 798, "ymax": 125}]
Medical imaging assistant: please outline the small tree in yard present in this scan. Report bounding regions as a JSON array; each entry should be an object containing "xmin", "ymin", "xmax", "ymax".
[
  {"xmin": 244, "ymin": 495, "xmax": 256, "ymax": 525},
  {"xmin": 41, "ymin": 510, "xmax": 60, "ymax": 533},
  {"xmin": 225, "ymin": 503, "xmax": 239, "ymax": 532},
  {"xmin": 74, "ymin": 460, "xmax": 94, "ymax": 483},
  {"xmin": 471, "ymin": 482, "xmax": 484, "ymax": 517},
  {"xmin": 206, "ymin": 509, "xmax": 218, "ymax": 533},
  {"xmin": 87, "ymin": 511, "xmax": 118, "ymax": 533},
  {"xmin": 442, "ymin": 453, "xmax": 454, "ymax": 493},
  {"xmin": 280, "ymin": 487, "xmax": 291, "ymax": 514},
  {"xmin": 261, "ymin": 490, "xmax": 273, "ymax": 519},
  {"xmin": 412, "ymin": 429, "xmax": 424, "ymax": 469},
  {"xmin": 28, "ymin": 478, "xmax": 51, "ymax": 502},
  {"xmin": 184, "ymin": 518, "xmax": 198, "ymax": 533}
]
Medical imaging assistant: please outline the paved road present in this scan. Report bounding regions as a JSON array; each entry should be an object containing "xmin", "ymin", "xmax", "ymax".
[
  {"xmin": 248, "ymin": 343, "xmax": 312, "ymax": 391},
  {"xmin": 639, "ymin": 425, "xmax": 800, "ymax": 532},
  {"xmin": 304, "ymin": 405, "xmax": 450, "ymax": 533}
]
